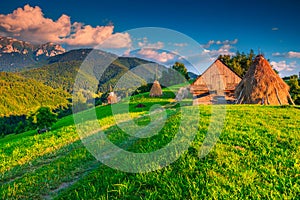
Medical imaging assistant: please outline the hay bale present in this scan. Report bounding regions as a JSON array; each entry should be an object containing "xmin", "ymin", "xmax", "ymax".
[
  {"xmin": 235, "ymin": 55, "xmax": 294, "ymax": 105},
  {"xmin": 150, "ymin": 80, "xmax": 163, "ymax": 97},
  {"xmin": 175, "ymin": 87, "xmax": 189, "ymax": 101},
  {"xmin": 107, "ymin": 92, "xmax": 118, "ymax": 104}
]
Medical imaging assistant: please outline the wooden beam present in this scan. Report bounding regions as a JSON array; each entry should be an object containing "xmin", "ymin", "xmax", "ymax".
[
  {"xmin": 266, "ymin": 87, "xmax": 270, "ymax": 105},
  {"xmin": 236, "ymin": 88, "xmax": 244, "ymax": 104},
  {"xmin": 266, "ymin": 93, "xmax": 270, "ymax": 105},
  {"xmin": 275, "ymin": 88, "xmax": 282, "ymax": 105},
  {"xmin": 288, "ymin": 93, "xmax": 295, "ymax": 106}
]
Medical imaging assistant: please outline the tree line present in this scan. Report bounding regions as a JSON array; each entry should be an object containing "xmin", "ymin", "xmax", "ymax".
[{"xmin": 0, "ymin": 106, "xmax": 58, "ymax": 136}]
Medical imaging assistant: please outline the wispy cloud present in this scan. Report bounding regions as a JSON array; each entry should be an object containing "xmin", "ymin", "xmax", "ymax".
[
  {"xmin": 272, "ymin": 27, "xmax": 279, "ymax": 31},
  {"xmin": 206, "ymin": 45, "xmax": 236, "ymax": 60},
  {"xmin": 270, "ymin": 60, "xmax": 297, "ymax": 72},
  {"xmin": 201, "ymin": 39, "xmax": 238, "ymax": 49},
  {"xmin": 199, "ymin": 39, "xmax": 238, "ymax": 60},
  {"xmin": 137, "ymin": 38, "xmax": 164, "ymax": 49},
  {"xmin": 99, "ymin": 32, "xmax": 131, "ymax": 48},
  {"xmin": 137, "ymin": 48, "xmax": 175, "ymax": 63},
  {"xmin": 173, "ymin": 43, "xmax": 188, "ymax": 47},
  {"xmin": 0, "ymin": 4, "xmax": 131, "ymax": 48},
  {"xmin": 272, "ymin": 51, "xmax": 300, "ymax": 58}
]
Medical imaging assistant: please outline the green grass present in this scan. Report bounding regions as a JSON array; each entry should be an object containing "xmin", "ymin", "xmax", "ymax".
[{"xmin": 1, "ymin": 91, "xmax": 300, "ymax": 199}]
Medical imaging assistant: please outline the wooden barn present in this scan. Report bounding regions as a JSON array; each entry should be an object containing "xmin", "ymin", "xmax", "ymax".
[{"xmin": 190, "ymin": 59, "xmax": 241, "ymax": 104}]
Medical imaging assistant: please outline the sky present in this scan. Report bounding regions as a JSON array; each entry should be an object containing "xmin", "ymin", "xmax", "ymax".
[{"xmin": 0, "ymin": 0, "xmax": 300, "ymax": 76}]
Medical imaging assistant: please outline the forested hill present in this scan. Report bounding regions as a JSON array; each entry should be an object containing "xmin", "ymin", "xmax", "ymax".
[
  {"xmin": 0, "ymin": 72, "xmax": 70, "ymax": 117},
  {"xmin": 19, "ymin": 49, "xmax": 165, "ymax": 93},
  {"xmin": 19, "ymin": 61, "xmax": 82, "ymax": 93},
  {"xmin": 47, "ymin": 49, "xmax": 92, "ymax": 64}
]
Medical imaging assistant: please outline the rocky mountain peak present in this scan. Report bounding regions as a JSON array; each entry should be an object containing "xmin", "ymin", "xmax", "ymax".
[
  {"xmin": 0, "ymin": 36, "xmax": 65, "ymax": 57},
  {"xmin": 34, "ymin": 42, "xmax": 66, "ymax": 57}
]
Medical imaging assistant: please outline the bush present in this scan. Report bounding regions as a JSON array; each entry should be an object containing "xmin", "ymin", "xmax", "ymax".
[{"xmin": 28, "ymin": 107, "xmax": 57, "ymax": 132}]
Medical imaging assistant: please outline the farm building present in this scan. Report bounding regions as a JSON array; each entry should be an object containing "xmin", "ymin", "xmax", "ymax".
[
  {"xmin": 235, "ymin": 55, "xmax": 294, "ymax": 105},
  {"xmin": 190, "ymin": 59, "xmax": 242, "ymax": 104}
]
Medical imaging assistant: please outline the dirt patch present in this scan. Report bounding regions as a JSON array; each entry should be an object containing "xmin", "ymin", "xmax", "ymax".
[{"xmin": 136, "ymin": 103, "xmax": 146, "ymax": 108}]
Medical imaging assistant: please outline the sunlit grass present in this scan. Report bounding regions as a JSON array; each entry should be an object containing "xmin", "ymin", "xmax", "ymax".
[{"xmin": 1, "ymin": 89, "xmax": 299, "ymax": 199}]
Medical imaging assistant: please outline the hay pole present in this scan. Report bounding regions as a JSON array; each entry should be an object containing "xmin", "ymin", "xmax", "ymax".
[
  {"xmin": 288, "ymin": 93, "xmax": 295, "ymax": 106},
  {"xmin": 266, "ymin": 93, "xmax": 270, "ymax": 105},
  {"xmin": 236, "ymin": 88, "xmax": 244, "ymax": 104},
  {"xmin": 275, "ymin": 88, "xmax": 282, "ymax": 105},
  {"xmin": 266, "ymin": 86, "xmax": 270, "ymax": 105},
  {"xmin": 239, "ymin": 96, "xmax": 244, "ymax": 104}
]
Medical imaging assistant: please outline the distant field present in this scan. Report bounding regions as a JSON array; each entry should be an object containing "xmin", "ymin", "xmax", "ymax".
[{"xmin": 1, "ymin": 92, "xmax": 299, "ymax": 199}]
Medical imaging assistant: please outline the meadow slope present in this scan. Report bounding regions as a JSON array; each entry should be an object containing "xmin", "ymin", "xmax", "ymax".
[{"xmin": 0, "ymin": 93, "xmax": 299, "ymax": 199}]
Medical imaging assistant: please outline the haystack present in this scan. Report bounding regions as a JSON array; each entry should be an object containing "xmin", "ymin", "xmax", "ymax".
[
  {"xmin": 175, "ymin": 87, "xmax": 189, "ymax": 101},
  {"xmin": 235, "ymin": 55, "xmax": 294, "ymax": 105},
  {"xmin": 107, "ymin": 92, "xmax": 118, "ymax": 104},
  {"xmin": 150, "ymin": 80, "xmax": 163, "ymax": 97}
]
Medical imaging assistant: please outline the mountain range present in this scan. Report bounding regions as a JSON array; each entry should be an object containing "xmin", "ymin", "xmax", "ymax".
[
  {"xmin": 0, "ymin": 35, "xmax": 195, "ymax": 136},
  {"xmin": 0, "ymin": 36, "xmax": 198, "ymax": 119},
  {"xmin": 19, "ymin": 48, "xmax": 166, "ymax": 93},
  {"xmin": 0, "ymin": 36, "xmax": 65, "ymax": 71}
]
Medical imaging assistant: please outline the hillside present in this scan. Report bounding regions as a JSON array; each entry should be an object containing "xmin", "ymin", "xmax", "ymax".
[
  {"xmin": 19, "ymin": 50, "xmax": 167, "ymax": 93},
  {"xmin": 188, "ymin": 71, "xmax": 199, "ymax": 80},
  {"xmin": 0, "ymin": 72, "xmax": 70, "ymax": 117},
  {"xmin": 19, "ymin": 61, "xmax": 83, "ymax": 92},
  {"xmin": 47, "ymin": 49, "xmax": 92, "ymax": 64},
  {"xmin": 0, "ymin": 90, "xmax": 299, "ymax": 199}
]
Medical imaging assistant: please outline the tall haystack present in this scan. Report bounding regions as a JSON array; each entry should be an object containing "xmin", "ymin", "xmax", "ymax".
[
  {"xmin": 107, "ymin": 92, "xmax": 118, "ymax": 104},
  {"xmin": 235, "ymin": 55, "xmax": 294, "ymax": 105},
  {"xmin": 150, "ymin": 80, "xmax": 163, "ymax": 97}
]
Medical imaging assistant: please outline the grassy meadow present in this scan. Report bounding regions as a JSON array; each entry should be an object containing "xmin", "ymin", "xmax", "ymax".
[{"xmin": 1, "ymin": 89, "xmax": 300, "ymax": 199}]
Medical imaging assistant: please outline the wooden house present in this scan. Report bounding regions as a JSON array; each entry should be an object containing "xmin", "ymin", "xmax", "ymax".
[{"xmin": 190, "ymin": 59, "xmax": 241, "ymax": 104}]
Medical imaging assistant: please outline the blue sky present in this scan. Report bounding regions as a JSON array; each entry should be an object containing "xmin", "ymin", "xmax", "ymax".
[{"xmin": 1, "ymin": 0, "xmax": 300, "ymax": 76}]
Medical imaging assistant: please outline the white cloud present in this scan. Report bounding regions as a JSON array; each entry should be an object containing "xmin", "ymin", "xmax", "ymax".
[
  {"xmin": 202, "ymin": 40, "xmax": 215, "ymax": 48},
  {"xmin": 287, "ymin": 51, "xmax": 300, "ymax": 58},
  {"xmin": 137, "ymin": 48, "xmax": 175, "ymax": 63},
  {"xmin": 222, "ymin": 39, "xmax": 238, "ymax": 45},
  {"xmin": 0, "ymin": 5, "xmax": 70, "ymax": 44},
  {"xmin": 0, "ymin": 5, "xmax": 131, "ymax": 48},
  {"xmin": 272, "ymin": 51, "xmax": 300, "ymax": 58},
  {"xmin": 272, "ymin": 27, "xmax": 279, "ymax": 31},
  {"xmin": 204, "ymin": 44, "xmax": 236, "ymax": 59},
  {"xmin": 272, "ymin": 52, "xmax": 281, "ymax": 57},
  {"xmin": 173, "ymin": 43, "xmax": 187, "ymax": 47},
  {"xmin": 63, "ymin": 24, "xmax": 113, "ymax": 46},
  {"xmin": 138, "ymin": 38, "xmax": 164, "ymax": 49},
  {"xmin": 270, "ymin": 60, "xmax": 297, "ymax": 72},
  {"xmin": 98, "ymin": 32, "xmax": 131, "ymax": 48},
  {"xmin": 231, "ymin": 38, "xmax": 238, "ymax": 44},
  {"xmin": 201, "ymin": 39, "xmax": 238, "ymax": 48}
]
